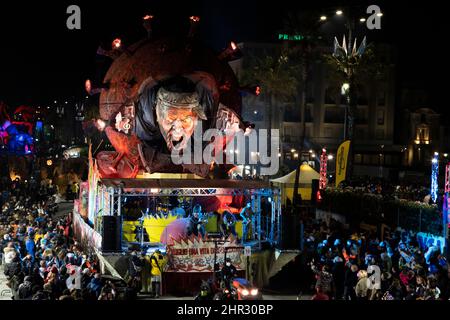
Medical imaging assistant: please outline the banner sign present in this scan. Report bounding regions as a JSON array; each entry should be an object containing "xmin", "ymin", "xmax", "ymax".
[
  {"xmin": 166, "ymin": 236, "xmax": 243, "ymax": 272},
  {"xmin": 73, "ymin": 211, "xmax": 102, "ymax": 251},
  {"xmin": 335, "ymin": 140, "xmax": 351, "ymax": 187}
]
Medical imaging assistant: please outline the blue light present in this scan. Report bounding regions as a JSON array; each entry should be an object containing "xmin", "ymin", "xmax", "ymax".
[
  {"xmin": 431, "ymin": 153, "xmax": 439, "ymax": 203},
  {"xmin": 36, "ymin": 121, "xmax": 43, "ymax": 131}
]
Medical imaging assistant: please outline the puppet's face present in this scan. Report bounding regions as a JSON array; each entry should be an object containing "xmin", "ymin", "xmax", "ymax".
[{"xmin": 157, "ymin": 106, "xmax": 198, "ymax": 151}]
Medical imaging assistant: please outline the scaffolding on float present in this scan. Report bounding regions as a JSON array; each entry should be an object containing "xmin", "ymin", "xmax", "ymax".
[{"xmin": 91, "ymin": 178, "xmax": 282, "ymax": 251}]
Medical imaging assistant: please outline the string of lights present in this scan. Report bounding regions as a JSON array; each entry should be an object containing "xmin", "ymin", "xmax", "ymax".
[{"xmin": 319, "ymin": 148, "xmax": 327, "ymax": 190}]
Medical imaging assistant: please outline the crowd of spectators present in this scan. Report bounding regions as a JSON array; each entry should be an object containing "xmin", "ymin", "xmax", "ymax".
[
  {"xmin": 0, "ymin": 177, "xmax": 119, "ymax": 300},
  {"xmin": 303, "ymin": 218, "xmax": 449, "ymax": 300},
  {"xmin": 336, "ymin": 177, "xmax": 440, "ymax": 204}
]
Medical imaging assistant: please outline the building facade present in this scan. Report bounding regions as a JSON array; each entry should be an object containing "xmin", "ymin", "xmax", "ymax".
[{"xmin": 231, "ymin": 41, "xmax": 399, "ymax": 179}]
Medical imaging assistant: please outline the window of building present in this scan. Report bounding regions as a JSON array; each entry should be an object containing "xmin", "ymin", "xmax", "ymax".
[
  {"xmin": 325, "ymin": 86, "xmax": 338, "ymax": 104},
  {"xmin": 377, "ymin": 109, "xmax": 385, "ymax": 125},
  {"xmin": 384, "ymin": 155, "xmax": 392, "ymax": 166},
  {"xmin": 305, "ymin": 104, "xmax": 313, "ymax": 122},
  {"xmin": 357, "ymin": 86, "xmax": 368, "ymax": 105},
  {"xmin": 370, "ymin": 155, "xmax": 379, "ymax": 165},
  {"xmin": 324, "ymin": 127, "xmax": 333, "ymax": 137},
  {"xmin": 356, "ymin": 128, "xmax": 366, "ymax": 140},
  {"xmin": 324, "ymin": 106, "xmax": 345, "ymax": 124},
  {"xmin": 378, "ymin": 91, "xmax": 386, "ymax": 106},
  {"xmin": 376, "ymin": 129, "xmax": 384, "ymax": 140},
  {"xmin": 357, "ymin": 95, "xmax": 368, "ymax": 106},
  {"xmin": 306, "ymin": 83, "xmax": 314, "ymax": 104},
  {"xmin": 283, "ymin": 104, "xmax": 300, "ymax": 122},
  {"xmin": 355, "ymin": 107, "xmax": 368, "ymax": 124},
  {"xmin": 415, "ymin": 124, "xmax": 430, "ymax": 144},
  {"xmin": 284, "ymin": 126, "xmax": 293, "ymax": 142}
]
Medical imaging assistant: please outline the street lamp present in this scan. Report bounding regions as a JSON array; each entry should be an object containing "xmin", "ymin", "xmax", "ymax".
[{"xmin": 320, "ymin": 15, "xmax": 327, "ymax": 21}]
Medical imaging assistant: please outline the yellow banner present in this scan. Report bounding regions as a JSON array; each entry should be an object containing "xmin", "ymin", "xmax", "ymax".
[{"xmin": 335, "ymin": 140, "xmax": 351, "ymax": 187}]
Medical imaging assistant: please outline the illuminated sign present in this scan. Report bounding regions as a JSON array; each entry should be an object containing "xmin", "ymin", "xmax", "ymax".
[{"xmin": 278, "ymin": 33, "xmax": 304, "ymax": 41}]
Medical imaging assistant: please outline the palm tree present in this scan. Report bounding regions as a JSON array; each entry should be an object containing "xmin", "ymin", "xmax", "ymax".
[
  {"xmin": 242, "ymin": 53, "xmax": 299, "ymax": 131},
  {"xmin": 241, "ymin": 50, "xmax": 299, "ymax": 179},
  {"xmin": 282, "ymin": 11, "xmax": 327, "ymax": 150},
  {"xmin": 324, "ymin": 39, "xmax": 389, "ymax": 179}
]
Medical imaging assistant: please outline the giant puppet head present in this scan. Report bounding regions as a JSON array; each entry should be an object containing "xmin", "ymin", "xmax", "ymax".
[{"xmin": 89, "ymin": 30, "xmax": 251, "ymax": 179}]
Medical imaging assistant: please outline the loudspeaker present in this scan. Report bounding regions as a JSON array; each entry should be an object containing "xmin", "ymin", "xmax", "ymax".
[
  {"xmin": 102, "ymin": 215, "xmax": 122, "ymax": 252},
  {"xmin": 279, "ymin": 213, "xmax": 302, "ymax": 249},
  {"xmin": 311, "ymin": 179, "xmax": 320, "ymax": 204}
]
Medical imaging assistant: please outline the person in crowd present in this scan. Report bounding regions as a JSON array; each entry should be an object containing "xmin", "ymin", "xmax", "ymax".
[
  {"xmin": 220, "ymin": 210, "xmax": 237, "ymax": 239},
  {"xmin": 311, "ymin": 263, "xmax": 334, "ymax": 299},
  {"xmin": 220, "ymin": 258, "xmax": 238, "ymax": 290},
  {"xmin": 355, "ymin": 270, "xmax": 369, "ymax": 300},
  {"xmin": 150, "ymin": 249, "xmax": 165, "ymax": 298},
  {"xmin": 343, "ymin": 264, "xmax": 359, "ymax": 300}
]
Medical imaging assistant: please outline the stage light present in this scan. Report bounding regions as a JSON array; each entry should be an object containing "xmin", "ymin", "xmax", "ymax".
[
  {"xmin": 240, "ymin": 85, "xmax": 261, "ymax": 96},
  {"xmin": 85, "ymin": 79, "xmax": 108, "ymax": 95},
  {"xmin": 143, "ymin": 14, "xmax": 154, "ymax": 38},
  {"xmin": 47, "ymin": 159, "xmax": 53, "ymax": 166},
  {"xmin": 85, "ymin": 79, "xmax": 92, "ymax": 93},
  {"xmin": 218, "ymin": 41, "xmax": 243, "ymax": 61},
  {"xmin": 112, "ymin": 38, "xmax": 122, "ymax": 50},
  {"xmin": 189, "ymin": 16, "xmax": 200, "ymax": 22}
]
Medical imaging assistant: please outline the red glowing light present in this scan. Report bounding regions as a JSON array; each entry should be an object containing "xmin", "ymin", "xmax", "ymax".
[
  {"xmin": 85, "ymin": 79, "xmax": 92, "ymax": 94},
  {"xmin": 230, "ymin": 41, "xmax": 237, "ymax": 50},
  {"xmin": 190, "ymin": 16, "xmax": 200, "ymax": 22},
  {"xmin": 143, "ymin": 15, "xmax": 153, "ymax": 20},
  {"xmin": 255, "ymin": 86, "xmax": 261, "ymax": 96},
  {"xmin": 112, "ymin": 38, "xmax": 122, "ymax": 49}
]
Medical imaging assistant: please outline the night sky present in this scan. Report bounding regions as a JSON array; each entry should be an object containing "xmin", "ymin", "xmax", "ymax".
[{"xmin": 0, "ymin": 0, "xmax": 446, "ymax": 113}]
